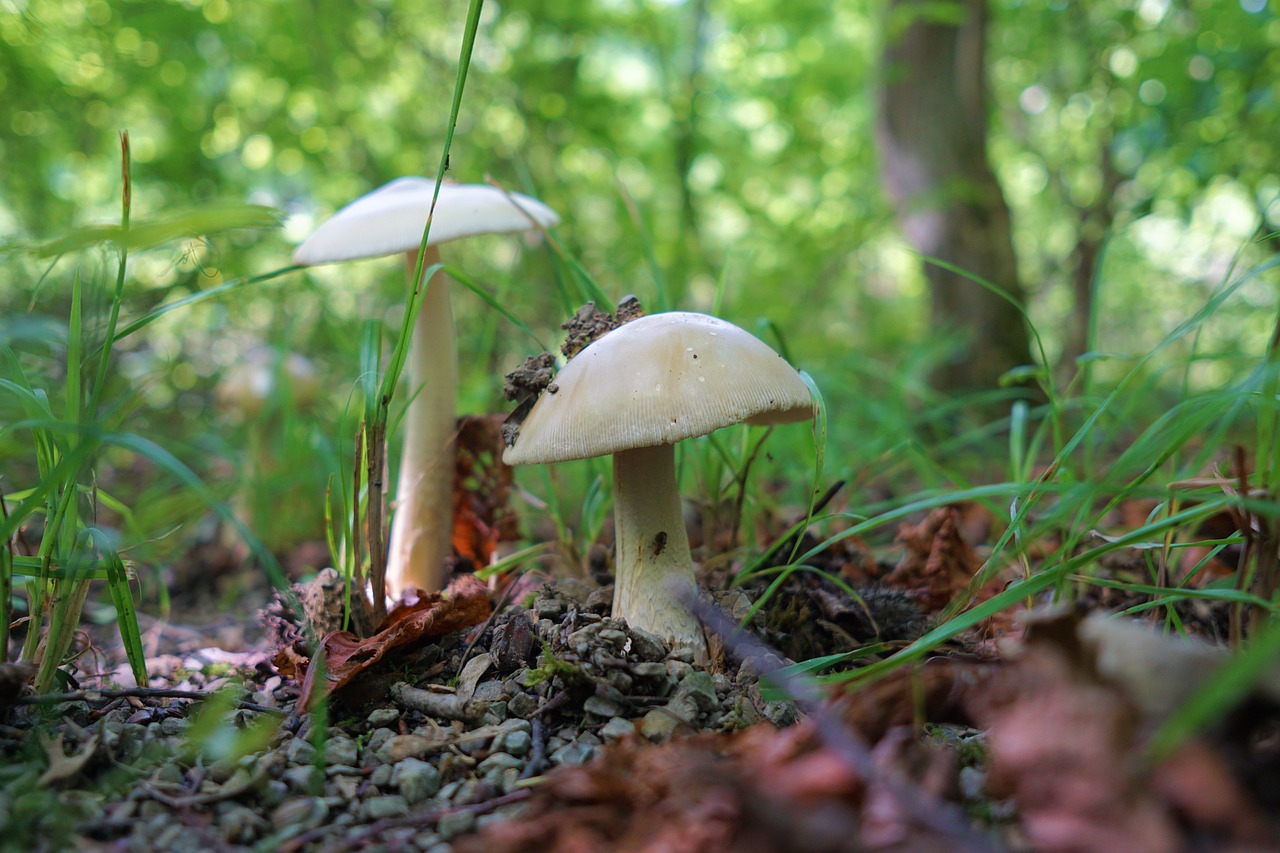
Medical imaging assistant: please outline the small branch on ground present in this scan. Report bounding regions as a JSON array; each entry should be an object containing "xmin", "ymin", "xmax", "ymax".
[
  {"xmin": 280, "ymin": 789, "xmax": 531, "ymax": 853},
  {"xmin": 10, "ymin": 686, "xmax": 284, "ymax": 714}
]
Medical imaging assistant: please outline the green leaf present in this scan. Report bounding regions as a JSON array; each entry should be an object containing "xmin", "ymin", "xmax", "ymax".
[{"xmin": 35, "ymin": 204, "xmax": 281, "ymax": 257}]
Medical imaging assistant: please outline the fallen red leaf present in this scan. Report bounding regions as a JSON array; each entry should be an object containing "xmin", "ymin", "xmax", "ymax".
[
  {"xmin": 452, "ymin": 414, "xmax": 517, "ymax": 565},
  {"xmin": 294, "ymin": 574, "xmax": 491, "ymax": 709},
  {"xmin": 458, "ymin": 715, "xmax": 974, "ymax": 853},
  {"xmin": 967, "ymin": 613, "xmax": 1279, "ymax": 852}
]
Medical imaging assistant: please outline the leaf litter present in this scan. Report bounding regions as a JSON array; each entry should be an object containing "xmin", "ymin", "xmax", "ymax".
[{"xmin": 8, "ymin": 440, "xmax": 1280, "ymax": 850}]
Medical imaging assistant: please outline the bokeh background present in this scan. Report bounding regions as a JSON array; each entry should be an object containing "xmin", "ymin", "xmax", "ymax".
[{"xmin": 2, "ymin": 0, "xmax": 1278, "ymax": 574}]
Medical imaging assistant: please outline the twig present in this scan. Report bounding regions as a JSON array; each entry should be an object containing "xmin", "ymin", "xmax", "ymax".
[
  {"xmin": 281, "ymin": 789, "xmax": 531, "ymax": 853},
  {"xmin": 530, "ymin": 688, "xmax": 572, "ymax": 718},
  {"xmin": 519, "ymin": 716, "xmax": 547, "ymax": 781},
  {"xmin": 139, "ymin": 760, "xmax": 273, "ymax": 808},
  {"xmin": 688, "ymin": 594, "xmax": 998, "ymax": 853},
  {"xmin": 11, "ymin": 686, "xmax": 284, "ymax": 714}
]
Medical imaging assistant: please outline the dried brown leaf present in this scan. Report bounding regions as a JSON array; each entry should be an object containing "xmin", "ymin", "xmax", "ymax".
[
  {"xmin": 452, "ymin": 414, "xmax": 517, "ymax": 565},
  {"xmin": 968, "ymin": 614, "xmax": 1280, "ymax": 852},
  {"xmin": 459, "ymin": 717, "xmax": 973, "ymax": 853},
  {"xmin": 37, "ymin": 731, "xmax": 99, "ymax": 787},
  {"xmin": 889, "ymin": 506, "xmax": 982, "ymax": 612},
  {"xmin": 832, "ymin": 660, "xmax": 991, "ymax": 743},
  {"xmin": 293, "ymin": 574, "xmax": 491, "ymax": 708}
]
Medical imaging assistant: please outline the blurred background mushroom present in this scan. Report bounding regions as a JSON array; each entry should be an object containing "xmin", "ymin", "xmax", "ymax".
[{"xmin": 293, "ymin": 178, "xmax": 560, "ymax": 598}]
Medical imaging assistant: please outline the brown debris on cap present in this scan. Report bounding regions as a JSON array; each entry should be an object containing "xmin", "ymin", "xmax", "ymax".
[
  {"xmin": 502, "ymin": 352, "xmax": 558, "ymax": 448},
  {"xmin": 561, "ymin": 295, "xmax": 645, "ymax": 359},
  {"xmin": 503, "ymin": 297, "xmax": 647, "ymax": 447},
  {"xmin": 504, "ymin": 311, "xmax": 814, "ymax": 466}
]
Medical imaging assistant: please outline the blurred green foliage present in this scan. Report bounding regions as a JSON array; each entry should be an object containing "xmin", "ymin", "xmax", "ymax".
[{"xmin": 1, "ymin": 0, "xmax": 1278, "ymax": 565}]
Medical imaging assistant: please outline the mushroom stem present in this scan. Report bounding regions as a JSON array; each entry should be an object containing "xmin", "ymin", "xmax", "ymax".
[
  {"xmin": 386, "ymin": 245, "xmax": 457, "ymax": 596},
  {"xmin": 612, "ymin": 443, "xmax": 708, "ymax": 661}
]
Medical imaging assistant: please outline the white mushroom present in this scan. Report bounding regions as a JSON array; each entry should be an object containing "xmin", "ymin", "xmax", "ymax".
[
  {"xmin": 294, "ymin": 178, "xmax": 559, "ymax": 597},
  {"xmin": 503, "ymin": 311, "xmax": 814, "ymax": 660}
]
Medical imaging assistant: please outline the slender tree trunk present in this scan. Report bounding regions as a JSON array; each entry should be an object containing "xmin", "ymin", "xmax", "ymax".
[
  {"xmin": 1059, "ymin": 143, "xmax": 1120, "ymax": 386},
  {"xmin": 875, "ymin": 0, "xmax": 1033, "ymax": 394}
]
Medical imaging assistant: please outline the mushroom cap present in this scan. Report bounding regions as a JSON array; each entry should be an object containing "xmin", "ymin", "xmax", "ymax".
[
  {"xmin": 504, "ymin": 312, "xmax": 814, "ymax": 465},
  {"xmin": 293, "ymin": 178, "xmax": 560, "ymax": 266}
]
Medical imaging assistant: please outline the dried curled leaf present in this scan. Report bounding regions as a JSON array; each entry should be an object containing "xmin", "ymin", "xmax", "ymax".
[
  {"xmin": 967, "ymin": 612, "xmax": 1279, "ymax": 852},
  {"xmin": 453, "ymin": 414, "xmax": 517, "ymax": 565},
  {"xmin": 292, "ymin": 574, "xmax": 491, "ymax": 709},
  {"xmin": 888, "ymin": 506, "xmax": 982, "ymax": 612}
]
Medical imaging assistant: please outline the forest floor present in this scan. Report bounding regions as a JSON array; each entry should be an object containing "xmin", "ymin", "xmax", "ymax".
[{"xmin": 3, "ymin": 500, "xmax": 1279, "ymax": 852}]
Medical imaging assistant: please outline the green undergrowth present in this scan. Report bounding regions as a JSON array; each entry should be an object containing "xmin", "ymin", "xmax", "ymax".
[
  {"xmin": 1, "ymin": 0, "xmax": 1277, "ymax": 780},
  {"xmin": 753, "ymin": 248, "xmax": 1280, "ymax": 760}
]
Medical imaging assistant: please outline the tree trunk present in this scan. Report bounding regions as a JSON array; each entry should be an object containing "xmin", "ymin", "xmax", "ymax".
[{"xmin": 875, "ymin": 0, "xmax": 1033, "ymax": 395}]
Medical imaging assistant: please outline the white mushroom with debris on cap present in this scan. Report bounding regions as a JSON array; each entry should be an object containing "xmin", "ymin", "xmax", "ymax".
[
  {"xmin": 503, "ymin": 311, "xmax": 815, "ymax": 661},
  {"xmin": 293, "ymin": 178, "xmax": 560, "ymax": 598}
]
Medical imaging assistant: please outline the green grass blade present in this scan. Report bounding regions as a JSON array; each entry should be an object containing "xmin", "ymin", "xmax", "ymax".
[
  {"xmin": 66, "ymin": 271, "xmax": 83, "ymax": 426},
  {"xmin": 0, "ymin": 486, "xmax": 11, "ymax": 662},
  {"xmin": 87, "ymin": 132, "xmax": 132, "ymax": 421},
  {"xmin": 8, "ymin": 555, "xmax": 117, "ymax": 580},
  {"xmin": 90, "ymin": 530, "xmax": 147, "ymax": 687},
  {"xmin": 445, "ymin": 264, "xmax": 549, "ymax": 351},
  {"xmin": 35, "ymin": 204, "xmax": 279, "ymax": 257},
  {"xmin": 102, "ymin": 264, "xmax": 302, "ymax": 353},
  {"xmin": 790, "ymin": 371, "xmax": 826, "ymax": 565}
]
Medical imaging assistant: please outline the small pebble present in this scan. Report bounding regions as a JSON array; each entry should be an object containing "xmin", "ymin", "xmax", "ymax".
[
  {"xmin": 368, "ymin": 708, "xmax": 401, "ymax": 727},
  {"xmin": 377, "ymin": 734, "xmax": 436, "ymax": 763},
  {"xmin": 583, "ymin": 695, "xmax": 625, "ymax": 718},
  {"xmin": 628, "ymin": 628, "xmax": 669, "ymax": 661},
  {"xmin": 665, "ymin": 660, "xmax": 694, "ymax": 682},
  {"xmin": 677, "ymin": 671, "xmax": 718, "ymax": 713},
  {"xmin": 666, "ymin": 646, "xmax": 695, "ymax": 664},
  {"xmin": 158, "ymin": 717, "xmax": 189, "ymax": 737},
  {"xmin": 630, "ymin": 662, "xmax": 668, "ymax": 679},
  {"xmin": 271, "ymin": 796, "xmax": 329, "ymax": 832},
  {"xmin": 282, "ymin": 765, "xmax": 316, "ymax": 791},
  {"xmin": 261, "ymin": 779, "xmax": 289, "ymax": 807},
  {"xmin": 600, "ymin": 716, "xmax": 636, "ymax": 741},
  {"xmin": 507, "ymin": 692, "xmax": 537, "ymax": 718},
  {"xmin": 959, "ymin": 766, "xmax": 985, "ymax": 800},
  {"xmin": 476, "ymin": 752, "xmax": 523, "ymax": 776},
  {"xmin": 284, "ymin": 738, "xmax": 314, "ymax": 765},
  {"xmin": 640, "ymin": 708, "xmax": 681, "ymax": 743},
  {"xmin": 392, "ymin": 757, "xmax": 441, "ymax": 803},
  {"xmin": 219, "ymin": 803, "xmax": 267, "ymax": 843},
  {"xmin": 364, "ymin": 727, "xmax": 395, "ymax": 759},
  {"xmin": 330, "ymin": 774, "xmax": 360, "ymax": 800},
  {"xmin": 436, "ymin": 811, "xmax": 476, "ymax": 841},
  {"xmin": 361, "ymin": 795, "xmax": 408, "ymax": 820},
  {"xmin": 152, "ymin": 762, "xmax": 185, "ymax": 786},
  {"xmin": 549, "ymin": 740, "xmax": 595, "ymax": 766},
  {"xmin": 500, "ymin": 729, "xmax": 532, "ymax": 757},
  {"xmin": 325, "ymin": 735, "xmax": 359, "ymax": 767},
  {"xmin": 369, "ymin": 763, "xmax": 392, "ymax": 787}
]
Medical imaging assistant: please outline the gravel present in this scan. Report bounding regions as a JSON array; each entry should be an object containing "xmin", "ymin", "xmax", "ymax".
[{"xmin": 1, "ymin": 583, "xmax": 797, "ymax": 850}]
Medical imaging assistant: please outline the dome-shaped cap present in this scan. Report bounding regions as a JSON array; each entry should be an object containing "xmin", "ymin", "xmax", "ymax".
[
  {"xmin": 504, "ymin": 312, "xmax": 813, "ymax": 465},
  {"xmin": 293, "ymin": 178, "xmax": 560, "ymax": 265}
]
